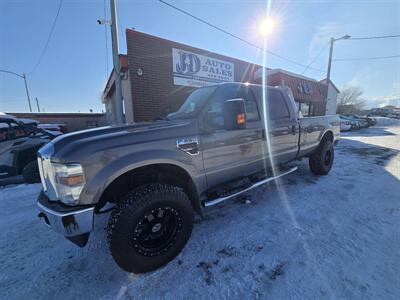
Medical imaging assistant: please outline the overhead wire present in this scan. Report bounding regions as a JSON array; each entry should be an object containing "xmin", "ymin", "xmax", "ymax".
[
  {"xmin": 158, "ymin": 0, "xmax": 324, "ymax": 72},
  {"xmin": 28, "ymin": 0, "xmax": 63, "ymax": 76}
]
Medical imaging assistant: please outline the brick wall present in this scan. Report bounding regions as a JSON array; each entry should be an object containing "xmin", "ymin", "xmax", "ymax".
[{"xmin": 126, "ymin": 29, "xmax": 261, "ymax": 122}]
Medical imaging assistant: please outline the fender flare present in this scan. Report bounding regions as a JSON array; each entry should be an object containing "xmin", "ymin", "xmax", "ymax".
[{"xmin": 79, "ymin": 149, "xmax": 205, "ymax": 215}]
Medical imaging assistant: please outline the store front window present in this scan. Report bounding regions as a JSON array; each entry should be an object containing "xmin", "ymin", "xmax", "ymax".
[{"xmin": 298, "ymin": 101, "xmax": 315, "ymax": 117}]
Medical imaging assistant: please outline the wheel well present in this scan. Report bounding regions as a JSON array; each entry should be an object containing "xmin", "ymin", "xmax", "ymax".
[
  {"xmin": 96, "ymin": 164, "xmax": 202, "ymax": 216},
  {"xmin": 321, "ymin": 130, "xmax": 334, "ymax": 143}
]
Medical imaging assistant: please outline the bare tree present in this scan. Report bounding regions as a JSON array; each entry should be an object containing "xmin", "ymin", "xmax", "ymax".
[{"xmin": 336, "ymin": 86, "xmax": 366, "ymax": 114}]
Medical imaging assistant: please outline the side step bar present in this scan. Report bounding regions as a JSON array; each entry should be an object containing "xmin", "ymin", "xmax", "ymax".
[{"xmin": 203, "ymin": 166, "xmax": 298, "ymax": 207}]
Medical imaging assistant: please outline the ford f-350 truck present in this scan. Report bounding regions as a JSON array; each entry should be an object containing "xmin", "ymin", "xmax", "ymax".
[{"xmin": 37, "ymin": 82, "xmax": 340, "ymax": 273}]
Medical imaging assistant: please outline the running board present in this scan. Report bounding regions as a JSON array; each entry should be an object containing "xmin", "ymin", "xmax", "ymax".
[{"xmin": 203, "ymin": 166, "xmax": 298, "ymax": 207}]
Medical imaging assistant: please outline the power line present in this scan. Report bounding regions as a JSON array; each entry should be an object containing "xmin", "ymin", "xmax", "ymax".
[
  {"xmin": 349, "ymin": 34, "xmax": 400, "ymax": 40},
  {"xmin": 28, "ymin": 0, "xmax": 63, "ymax": 76},
  {"xmin": 333, "ymin": 54, "xmax": 400, "ymax": 61},
  {"xmin": 301, "ymin": 43, "xmax": 329, "ymax": 75},
  {"xmin": 158, "ymin": 0, "xmax": 324, "ymax": 73}
]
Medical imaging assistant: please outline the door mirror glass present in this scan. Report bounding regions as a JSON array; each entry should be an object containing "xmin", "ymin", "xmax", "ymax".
[{"xmin": 223, "ymin": 98, "xmax": 246, "ymax": 130}]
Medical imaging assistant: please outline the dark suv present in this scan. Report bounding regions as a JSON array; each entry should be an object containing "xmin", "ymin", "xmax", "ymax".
[{"xmin": 0, "ymin": 115, "xmax": 56, "ymax": 183}]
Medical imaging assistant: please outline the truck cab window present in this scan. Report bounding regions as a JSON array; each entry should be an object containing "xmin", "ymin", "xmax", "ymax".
[
  {"xmin": 267, "ymin": 90, "xmax": 290, "ymax": 121},
  {"xmin": 168, "ymin": 86, "xmax": 217, "ymax": 120},
  {"xmin": 206, "ymin": 86, "xmax": 260, "ymax": 129},
  {"xmin": 243, "ymin": 91, "xmax": 260, "ymax": 122}
]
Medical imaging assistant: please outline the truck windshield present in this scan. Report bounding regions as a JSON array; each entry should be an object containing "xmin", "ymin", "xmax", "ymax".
[{"xmin": 168, "ymin": 86, "xmax": 217, "ymax": 120}]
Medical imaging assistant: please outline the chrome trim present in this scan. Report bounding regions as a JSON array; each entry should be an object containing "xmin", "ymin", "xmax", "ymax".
[
  {"xmin": 37, "ymin": 202, "xmax": 94, "ymax": 237},
  {"xmin": 204, "ymin": 166, "xmax": 298, "ymax": 207},
  {"xmin": 176, "ymin": 136, "xmax": 200, "ymax": 156}
]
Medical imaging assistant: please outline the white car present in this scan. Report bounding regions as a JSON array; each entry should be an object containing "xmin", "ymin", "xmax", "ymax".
[{"xmin": 340, "ymin": 120, "xmax": 352, "ymax": 131}]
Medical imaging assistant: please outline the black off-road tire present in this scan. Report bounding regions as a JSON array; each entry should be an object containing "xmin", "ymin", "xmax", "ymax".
[
  {"xmin": 309, "ymin": 139, "xmax": 334, "ymax": 175},
  {"xmin": 22, "ymin": 161, "xmax": 40, "ymax": 183},
  {"xmin": 107, "ymin": 183, "xmax": 194, "ymax": 273}
]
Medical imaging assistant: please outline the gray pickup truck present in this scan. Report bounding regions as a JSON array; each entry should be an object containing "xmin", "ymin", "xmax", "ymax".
[{"xmin": 37, "ymin": 82, "xmax": 339, "ymax": 273}]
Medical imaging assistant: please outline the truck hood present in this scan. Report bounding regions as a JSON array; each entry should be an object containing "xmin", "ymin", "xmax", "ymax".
[{"xmin": 49, "ymin": 119, "xmax": 196, "ymax": 162}]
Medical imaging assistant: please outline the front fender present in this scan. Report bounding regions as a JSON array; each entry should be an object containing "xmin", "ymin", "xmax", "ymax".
[{"xmin": 79, "ymin": 148, "xmax": 205, "ymax": 206}]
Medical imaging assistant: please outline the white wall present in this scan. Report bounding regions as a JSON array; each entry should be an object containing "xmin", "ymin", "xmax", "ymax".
[
  {"xmin": 103, "ymin": 71, "xmax": 134, "ymax": 124},
  {"xmin": 325, "ymin": 83, "xmax": 339, "ymax": 115},
  {"xmin": 122, "ymin": 73, "xmax": 134, "ymax": 123}
]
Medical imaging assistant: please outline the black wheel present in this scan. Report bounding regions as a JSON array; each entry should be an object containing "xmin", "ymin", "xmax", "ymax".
[
  {"xmin": 22, "ymin": 161, "xmax": 40, "ymax": 183},
  {"xmin": 107, "ymin": 183, "xmax": 194, "ymax": 273},
  {"xmin": 309, "ymin": 139, "xmax": 334, "ymax": 175}
]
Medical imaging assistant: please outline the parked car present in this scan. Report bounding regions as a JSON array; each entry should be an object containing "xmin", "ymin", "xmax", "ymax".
[
  {"xmin": 38, "ymin": 123, "xmax": 68, "ymax": 134},
  {"xmin": 340, "ymin": 118, "xmax": 352, "ymax": 131},
  {"xmin": 368, "ymin": 108, "xmax": 400, "ymax": 119},
  {"xmin": 344, "ymin": 114, "xmax": 376, "ymax": 126},
  {"xmin": 0, "ymin": 115, "xmax": 58, "ymax": 183},
  {"xmin": 342, "ymin": 114, "xmax": 369, "ymax": 128},
  {"xmin": 16, "ymin": 118, "xmax": 68, "ymax": 134},
  {"xmin": 37, "ymin": 83, "xmax": 340, "ymax": 273},
  {"xmin": 340, "ymin": 115, "xmax": 360, "ymax": 130}
]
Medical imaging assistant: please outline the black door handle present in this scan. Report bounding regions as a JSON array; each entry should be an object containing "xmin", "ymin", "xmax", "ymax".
[{"xmin": 261, "ymin": 129, "xmax": 266, "ymax": 140}]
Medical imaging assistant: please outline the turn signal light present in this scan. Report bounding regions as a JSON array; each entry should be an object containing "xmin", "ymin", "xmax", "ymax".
[
  {"xmin": 237, "ymin": 113, "xmax": 246, "ymax": 125},
  {"xmin": 59, "ymin": 174, "xmax": 85, "ymax": 186}
]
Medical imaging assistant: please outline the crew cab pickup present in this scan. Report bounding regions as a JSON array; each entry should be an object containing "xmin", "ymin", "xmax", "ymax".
[{"xmin": 37, "ymin": 83, "xmax": 339, "ymax": 273}]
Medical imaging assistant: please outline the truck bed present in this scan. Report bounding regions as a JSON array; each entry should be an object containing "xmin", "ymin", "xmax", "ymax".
[{"xmin": 298, "ymin": 115, "xmax": 340, "ymax": 157}]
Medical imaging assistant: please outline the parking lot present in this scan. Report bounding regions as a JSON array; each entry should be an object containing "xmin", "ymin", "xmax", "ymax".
[{"xmin": 1, "ymin": 119, "xmax": 399, "ymax": 300}]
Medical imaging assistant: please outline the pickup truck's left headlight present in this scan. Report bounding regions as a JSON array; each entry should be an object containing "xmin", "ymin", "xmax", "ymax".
[{"xmin": 53, "ymin": 163, "xmax": 85, "ymax": 206}]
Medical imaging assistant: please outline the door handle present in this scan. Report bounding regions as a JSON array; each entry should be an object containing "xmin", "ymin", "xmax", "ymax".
[
  {"xmin": 291, "ymin": 125, "xmax": 297, "ymax": 135},
  {"xmin": 261, "ymin": 129, "xmax": 266, "ymax": 140}
]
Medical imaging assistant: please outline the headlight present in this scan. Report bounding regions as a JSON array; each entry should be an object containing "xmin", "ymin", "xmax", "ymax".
[{"xmin": 53, "ymin": 163, "xmax": 85, "ymax": 205}]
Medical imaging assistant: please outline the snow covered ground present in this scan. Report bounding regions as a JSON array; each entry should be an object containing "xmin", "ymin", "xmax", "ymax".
[{"xmin": 1, "ymin": 119, "xmax": 400, "ymax": 300}]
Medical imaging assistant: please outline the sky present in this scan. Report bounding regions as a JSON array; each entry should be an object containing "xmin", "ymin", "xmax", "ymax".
[{"xmin": 1, "ymin": 0, "xmax": 399, "ymax": 113}]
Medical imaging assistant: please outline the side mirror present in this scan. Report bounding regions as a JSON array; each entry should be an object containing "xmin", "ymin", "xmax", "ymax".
[{"xmin": 223, "ymin": 98, "xmax": 246, "ymax": 130}]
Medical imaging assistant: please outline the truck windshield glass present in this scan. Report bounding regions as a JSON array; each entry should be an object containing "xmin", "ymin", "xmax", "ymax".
[{"xmin": 168, "ymin": 86, "xmax": 217, "ymax": 119}]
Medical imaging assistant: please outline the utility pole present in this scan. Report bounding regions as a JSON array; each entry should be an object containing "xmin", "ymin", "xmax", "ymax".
[
  {"xmin": 0, "ymin": 70, "xmax": 32, "ymax": 112},
  {"xmin": 22, "ymin": 73, "xmax": 33, "ymax": 112},
  {"xmin": 325, "ymin": 35, "xmax": 351, "ymax": 103},
  {"xmin": 325, "ymin": 37, "xmax": 335, "ymax": 102},
  {"xmin": 109, "ymin": 0, "xmax": 125, "ymax": 124},
  {"xmin": 35, "ymin": 97, "xmax": 41, "ymax": 112}
]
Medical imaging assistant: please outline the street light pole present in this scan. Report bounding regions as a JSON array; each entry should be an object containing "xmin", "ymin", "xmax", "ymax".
[
  {"xmin": 35, "ymin": 97, "xmax": 41, "ymax": 112},
  {"xmin": 22, "ymin": 73, "xmax": 33, "ymax": 112},
  {"xmin": 325, "ymin": 37, "xmax": 335, "ymax": 96},
  {"xmin": 0, "ymin": 69, "xmax": 32, "ymax": 112},
  {"xmin": 324, "ymin": 35, "xmax": 351, "ymax": 102},
  {"xmin": 109, "ymin": 0, "xmax": 125, "ymax": 124}
]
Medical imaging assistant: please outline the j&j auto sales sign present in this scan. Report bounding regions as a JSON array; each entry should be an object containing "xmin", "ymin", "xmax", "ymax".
[{"xmin": 172, "ymin": 48, "xmax": 235, "ymax": 87}]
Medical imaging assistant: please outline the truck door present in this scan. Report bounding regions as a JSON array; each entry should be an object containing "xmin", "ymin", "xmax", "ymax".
[
  {"xmin": 200, "ymin": 85, "xmax": 264, "ymax": 189},
  {"xmin": 264, "ymin": 89, "xmax": 299, "ymax": 164},
  {"xmin": 255, "ymin": 87, "xmax": 299, "ymax": 164}
]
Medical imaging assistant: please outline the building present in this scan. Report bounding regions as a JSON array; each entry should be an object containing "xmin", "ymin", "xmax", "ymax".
[
  {"xmin": 319, "ymin": 79, "xmax": 340, "ymax": 115},
  {"xmin": 254, "ymin": 68, "xmax": 326, "ymax": 116},
  {"xmin": 103, "ymin": 29, "xmax": 336, "ymax": 123},
  {"xmin": 102, "ymin": 54, "xmax": 134, "ymax": 123},
  {"xmin": 6, "ymin": 112, "xmax": 106, "ymax": 132}
]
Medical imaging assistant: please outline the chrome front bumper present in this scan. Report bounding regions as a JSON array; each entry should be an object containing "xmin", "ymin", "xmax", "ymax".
[{"xmin": 37, "ymin": 192, "xmax": 94, "ymax": 247}]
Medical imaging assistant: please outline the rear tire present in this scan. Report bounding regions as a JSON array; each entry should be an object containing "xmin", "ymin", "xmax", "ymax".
[
  {"xmin": 309, "ymin": 139, "xmax": 334, "ymax": 175},
  {"xmin": 107, "ymin": 183, "xmax": 194, "ymax": 273},
  {"xmin": 22, "ymin": 161, "xmax": 40, "ymax": 183}
]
